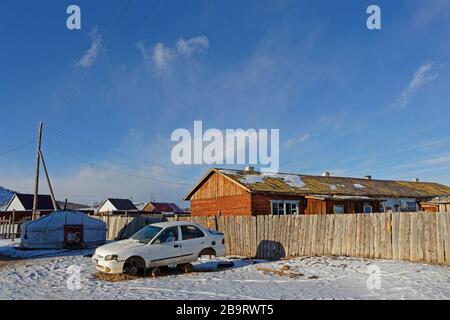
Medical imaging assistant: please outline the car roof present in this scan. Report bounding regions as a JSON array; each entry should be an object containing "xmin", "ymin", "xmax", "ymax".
[{"xmin": 150, "ymin": 221, "xmax": 202, "ymax": 228}]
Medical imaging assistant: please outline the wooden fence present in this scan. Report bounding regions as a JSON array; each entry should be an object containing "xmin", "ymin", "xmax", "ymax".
[
  {"xmin": 170, "ymin": 212, "xmax": 450, "ymax": 266},
  {"xmin": 0, "ymin": 211, "xmax": 32, "ymax": 240},
  {"xmin": 2, "ymin": 211, "xmax": 448, "ymax": 266},
  {"xmin": 92, "ymin": 214, "xmax": 166, "ymax": 240}
]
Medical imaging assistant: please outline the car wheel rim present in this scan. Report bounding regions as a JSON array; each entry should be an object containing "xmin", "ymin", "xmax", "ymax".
[{"xmin": 125, "ymin": 261, "xmax": 138, "ymax": 275}]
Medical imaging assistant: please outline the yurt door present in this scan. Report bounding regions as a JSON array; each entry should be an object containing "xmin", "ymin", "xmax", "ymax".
[{"xmin": 64, "ymin": 225, "xmax": 84, "ymax": 248}]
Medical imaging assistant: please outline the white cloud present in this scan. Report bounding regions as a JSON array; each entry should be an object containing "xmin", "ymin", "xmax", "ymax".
[
  {"xmin": 152, "ymin": 42, "xmax": 174, "ymax": 69},
  {"xmin": 1, "ymin": 164, "xmax": 188, "ymax": 207},
  {"xmin": 137, "ymin": 35, "xmax": 209, "ymax": 72},
  {"xmin": 393, "ymin": 62, "xmax": 439, "ymax": 110},
  {"xmin": 176, "ymin": 36, "xmax": 209, "ymax": 57},
  {"xmin": 76, "ymin": 27, "xmax": 104, "ymax": 68},
  {"xmin": 422, "ymin": 154, "xmax": 450, "ymax": 166},
  {"xmin": 285, "ymin": 133, "xmax": 310, "ymax": 147}
]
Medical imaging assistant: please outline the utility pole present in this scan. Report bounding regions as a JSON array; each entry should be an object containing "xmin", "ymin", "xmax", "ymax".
[
  {"xmin": 32, "ymin": 122, "xmax": 43, "ymax": 220},
  {"xmin": 39, "ymin": 150, "xmax": 60, "ymax": 211}
]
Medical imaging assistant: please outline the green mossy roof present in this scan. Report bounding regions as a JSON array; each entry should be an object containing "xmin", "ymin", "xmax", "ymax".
[{"xmin": 216, "ymin": 169, "xmax": 450, "ymax": 198}]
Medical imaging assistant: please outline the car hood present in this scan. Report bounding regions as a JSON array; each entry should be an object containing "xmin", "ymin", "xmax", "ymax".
[{"xmin": 95, "ymin": 239, "xmax": 145, "ymax": 257}]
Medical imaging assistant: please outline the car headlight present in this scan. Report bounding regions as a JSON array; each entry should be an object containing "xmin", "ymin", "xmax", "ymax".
[{"xmin": 104, "ymin": 254, "xmax": 118, "ymax": 261}]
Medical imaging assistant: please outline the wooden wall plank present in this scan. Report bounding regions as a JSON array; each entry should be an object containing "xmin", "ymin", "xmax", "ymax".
[
  {"xmin": 429, "ymin": 213, "xmax": 438, "ymax": 264},
  {"xmin": 436, "ymin": 212, "xmax": 445, "ymax": 264},
  {"xmin": 392, "ymin": 213, "xmax": 400, "ymax": 260},
  {"xmin": 444, "ymin": 213, "xmax": 450, "ymax": 266},
  {"xmin": 410, "ymin": 213, "xmax": 418, "ymax": 262}
]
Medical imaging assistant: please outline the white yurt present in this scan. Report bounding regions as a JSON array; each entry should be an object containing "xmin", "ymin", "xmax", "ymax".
[{"xmin": 20, "ymin": 211, "xmax": 106, "ymax": 249}]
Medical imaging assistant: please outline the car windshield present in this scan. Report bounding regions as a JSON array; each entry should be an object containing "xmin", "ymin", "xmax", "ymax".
[{"xmin": 130, "ymin": 225, "xmax": 163, "ymax": 244}]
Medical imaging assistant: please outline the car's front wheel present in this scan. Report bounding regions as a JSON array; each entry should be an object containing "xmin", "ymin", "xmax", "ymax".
[{"xmin": 123, "ymin": 257, "xmax": 145, "ymax": 276}]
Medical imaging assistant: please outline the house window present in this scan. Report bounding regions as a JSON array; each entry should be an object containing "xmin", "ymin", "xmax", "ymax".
[
  {"xmin": 363, "ymin": 204, "xmax": 373, "ymax": 214},
  {"xmin": 405, "ymin": 202, "xmax": 417, "ymax": 212},
  {"xmin": 271, "ymin": 201, "xmax": 299, "ymax": 215},
  {"xmin": 334, "ymin": 205, "xmax": 345, "ymax": 214}
]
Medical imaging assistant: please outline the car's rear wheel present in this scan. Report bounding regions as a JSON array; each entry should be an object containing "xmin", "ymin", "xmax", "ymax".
[
  {"xmin": 123, "ymin": 257, "xmax": 145, "ymax": 276},
  {"xmin": 198, "ymin": 248, "xmax": 217, "ymax": 258}
]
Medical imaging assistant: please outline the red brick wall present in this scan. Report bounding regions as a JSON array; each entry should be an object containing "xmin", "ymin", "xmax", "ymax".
[{"xmin": 191, "ymin": 194, "xmax": 252, "ymax": 216}]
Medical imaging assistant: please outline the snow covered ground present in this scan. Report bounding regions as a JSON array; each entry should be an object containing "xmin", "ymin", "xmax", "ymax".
[{"xmin": 1, "ymin": 239, "xmax": 449, "ymax": 300}]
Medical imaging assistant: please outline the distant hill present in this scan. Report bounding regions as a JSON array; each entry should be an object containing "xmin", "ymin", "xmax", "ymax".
[{"xmin": 0, "ymin": 186, "xmax": 14, "ymax": 209}]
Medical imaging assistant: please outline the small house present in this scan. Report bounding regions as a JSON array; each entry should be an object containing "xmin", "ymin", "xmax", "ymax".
[
  {"xmin": 97, "ymin": 198, "xmax": 138, "ymax": 215},
  {"xmin": 184, "ymin": 168, "xmax": 450, "ymax": 216},
  {"xmin": 5, "ymin": 193, "xmax": 55, "ymax": 212},
  {"xmin": 420, "ymin": 197, "xmax": 450, "ymax": 213}
]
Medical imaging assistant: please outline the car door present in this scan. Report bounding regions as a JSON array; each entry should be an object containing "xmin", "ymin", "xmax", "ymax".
[
  {"xmin": 180, "ymin": 225, "xmax": 207, "ymax": 258},
  {"xmin": 149, "ymin": 226, "xmax": 182, "ymax": 265}
]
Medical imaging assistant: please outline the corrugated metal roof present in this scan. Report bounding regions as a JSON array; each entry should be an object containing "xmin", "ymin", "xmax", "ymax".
[
  {"xmin": 106, "ymin": 198, "xmax": 138, "ymax": 211},
  {"xmin": 11, "ymin": 194, "xmax": 54, "ymax": 210},
  {"xmin": 185, "ymin": 168, "xmax": 450, "ymax": 199}
]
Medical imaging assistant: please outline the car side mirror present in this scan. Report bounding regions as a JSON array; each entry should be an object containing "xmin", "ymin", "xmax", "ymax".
[{"xmin": 153, "ymin": 238, "xmax": 161, "ymax": 245}]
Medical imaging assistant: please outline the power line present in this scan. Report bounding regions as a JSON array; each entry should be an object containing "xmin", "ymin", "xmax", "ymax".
[
  {"xmin": 136, "ymin": 0, "xmax": 167, "ymax": 40},
  {"xmin": 45, "ymin": 126, "xmax": 195, "ymax": 182},
  {"xmin": 0, "ymin": 139, "xmax": 35, "ymax": 156},
  {"xmin": 45, "ymin": 138, "xmax": 194, "ymax": 183},
  {"xmin": 47, "ymin": 145, "xmax": 192, "ymax": 187}
]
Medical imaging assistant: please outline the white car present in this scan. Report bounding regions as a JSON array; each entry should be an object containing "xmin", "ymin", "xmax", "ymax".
[{"xmin": 92, "ymin": 221, "xmax": 225, "ymax": 275}]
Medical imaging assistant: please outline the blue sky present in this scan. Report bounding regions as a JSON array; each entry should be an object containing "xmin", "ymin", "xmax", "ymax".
[{"xmin": 1, "ymin": 0, "xmax": 450, "ymax": 206}]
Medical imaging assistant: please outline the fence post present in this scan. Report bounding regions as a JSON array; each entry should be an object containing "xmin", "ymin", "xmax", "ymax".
[
  {"xmin": 8, "ymin": 215, "xmax": 12, "ymax": 239},
  {"xmin": 12, "ymin": 210, "xmax": 16, "ymax": 241}
]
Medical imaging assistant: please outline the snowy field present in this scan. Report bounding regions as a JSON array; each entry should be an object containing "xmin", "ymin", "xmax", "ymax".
[{"xmin": 1, "ymin": 239, "xmax": 449, "ymax": 300}]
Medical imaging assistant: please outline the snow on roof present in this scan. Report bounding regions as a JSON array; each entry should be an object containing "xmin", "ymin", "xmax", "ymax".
[
  {"xmin": 263, "ymin": 173, "xmax": 307, "ymax": 189},
  {"xmin": 237, "ymin": 172, "xmax": 308, "ymax": 189},
  {"xmin": 239, "ymin": 175, "xmax": 265, "ymax": 185},
  {"xmin": 353, "ymin": 184, "xmax": 365, "ymax": 189}
]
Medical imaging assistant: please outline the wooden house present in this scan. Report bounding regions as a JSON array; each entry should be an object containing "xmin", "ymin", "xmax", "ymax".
[
  {"xmin": 420, "ymin": 197, "xmax": 450, "ymax": 212},
  {"xmin": 184, "ymin": 168, "xmax": 450, "ymax": 216}
]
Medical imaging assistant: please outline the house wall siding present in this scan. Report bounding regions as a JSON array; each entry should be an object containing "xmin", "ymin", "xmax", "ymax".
[
  {"xmin": 190, "ymin": 172, "xmax": 251, "ymax": 216},
  {"xmin": 305, "ymin": 198, "xmax": 327, "ymax": 214},
  {"xmin": 191, "ymin": 194, "xmax": 252, "ymax": 216},
  {"xmin": 5, "ymin": 196, "xmax": 26, "ymax": 211},
  {"xmin": 191, "ymin": 172, "xmax": 247, "ymax": 200},
  {"xmin": 97, "ymin": 200, "xmax": 117, "ymax": 213}
]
